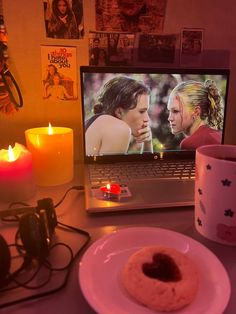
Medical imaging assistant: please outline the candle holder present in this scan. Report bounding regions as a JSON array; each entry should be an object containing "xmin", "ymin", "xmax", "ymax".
[
  {"xmin": 25, "ymin": 126, "xmax": 74, "ymax": 186},
  {"xmin": 100, "ymin": 183, "xmax": 121, "ymax": 200}
]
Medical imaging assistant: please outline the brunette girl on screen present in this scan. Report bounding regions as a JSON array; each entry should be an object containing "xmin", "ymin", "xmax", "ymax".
[
  {"xmin": 85, "ymin": 76, "xmax": 153, "ymax": 156},
  {"xmin": 167, "ymin": 79, "xmax": 223, "ymax": 150}
]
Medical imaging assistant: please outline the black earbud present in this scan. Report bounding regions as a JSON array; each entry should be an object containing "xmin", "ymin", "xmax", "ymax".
[
  {"xmin": 0, "ymin": 198, "xmax": 58, "ymax": 288},
  {"xmin": 18, "ymin": 210, "xmax": 50, "ymax": 259},
  {"xmin": 36, "ymin": 198, "xmax": 57, "ymax": 237}
]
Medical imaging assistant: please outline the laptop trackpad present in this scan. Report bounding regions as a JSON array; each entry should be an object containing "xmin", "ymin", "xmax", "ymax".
[{"xmin": 128, "ymin": 179, "xmax": 194, "ymax": 207}]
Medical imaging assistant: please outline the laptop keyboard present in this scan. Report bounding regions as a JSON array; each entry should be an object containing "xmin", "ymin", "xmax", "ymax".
[{"xmin": 88, "ymin": 160, "xmax": 195, "ymax": 186}]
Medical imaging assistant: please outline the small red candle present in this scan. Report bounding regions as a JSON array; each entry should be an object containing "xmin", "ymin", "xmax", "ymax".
[{"xmin": 100, "ymin": 183, "xmax": 121, "ymax": 200}]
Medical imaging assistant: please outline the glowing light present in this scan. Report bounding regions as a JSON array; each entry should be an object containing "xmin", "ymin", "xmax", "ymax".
[
  {"xmin": 8, "ymin": 145, "xmax": 15, "ymax": 161},
  {"xmin": 160, "ymin": 144, "xmax": 164, "ymax": 159},
  {"xmin": 48, "ymin": 122, "xmax": 53, "ymax": 135},
  {"xmin": 106, "ymin": 183, "xmax": 111, "ymax": 190}
]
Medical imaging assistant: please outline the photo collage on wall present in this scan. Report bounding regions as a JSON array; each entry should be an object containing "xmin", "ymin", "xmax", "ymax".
[
  {"xmin": 89, "ymin": 0, "xmax": 178, "ymax": 66},
  {"xmin": 40, "ymin": 1, "xmax": 205, "ymax": 102},
  {"xmin": 42, "ymin": 0, "xmax": 84, "ymax": 101}
]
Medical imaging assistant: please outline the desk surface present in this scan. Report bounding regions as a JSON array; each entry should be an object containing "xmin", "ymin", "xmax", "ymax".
[{"xmin": 0, "ymin": 167, "xmax": 235, "ymax": 314}]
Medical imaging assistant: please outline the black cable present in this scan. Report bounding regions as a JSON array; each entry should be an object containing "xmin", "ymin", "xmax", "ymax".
[
  {"xmin": 12, "ymin": 262, "xmax": 52, "ymax": 290},
  {"xmin": 0, "ymin": 185, "xmax": 91, "ymax": 309},
  {"xmin": 57, "ymin": 221, "xmax": 90, "ymax": 238},
  {"xmin": 1, "ymin": 66, "xmax": 23, "ymax": 108},
  {"xmin": 54, "ymin": 185, "xmax": 84, "ymax": 208},
  {"xmin": 1, "ymin": 202, "xmax": 32, "ymax": 222},
  {"xmin": 2, "ymin": 242, "xmax": 74, "ymax": 291},
  {"xmin": 0, "ymin": 185, "xmax": 84, "ymax": 222},
  {"xmin": 0, "ymin": 255, "xmax": 32, "ymax": 292},
  {"xmin": 44, "ymin": 242, "xmax": 74, "ymax": 271},
  {"xmin": 0, "ymin": 228, "xmax": 90, "ymax": 309}
]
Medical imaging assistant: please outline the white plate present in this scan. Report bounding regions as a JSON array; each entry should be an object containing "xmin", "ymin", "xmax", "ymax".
[{"xmin": 79, "ymin": 227, "xmax": 231, "ymax": 314}]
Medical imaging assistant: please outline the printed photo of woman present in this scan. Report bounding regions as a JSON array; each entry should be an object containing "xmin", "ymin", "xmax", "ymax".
[{"xmin": 45, "ymin": 0, "xmax": 83, "ymax": 39}]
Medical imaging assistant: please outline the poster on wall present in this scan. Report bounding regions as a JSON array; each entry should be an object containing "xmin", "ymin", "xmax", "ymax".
[
  {"xmin": 43, "ymin": 0, "xmax": 84, "ymax": 39},
  {"xmin": 41, "ymin": 45, "xmax": 77, "ymax": 100},
  {"xmin": 180, "ymin": 28, "xmax": 204, "ymax": 66},
  {"xmin": 137, "ymin": 33, "xmax": 177, "ymax": 64},
  {"xmin": 89, "ymin": 31, "xmax": 135, "ymax": 66},
  {"xmin": 95, "ymin": 0, "xmax": 167, "ymax": 33}
]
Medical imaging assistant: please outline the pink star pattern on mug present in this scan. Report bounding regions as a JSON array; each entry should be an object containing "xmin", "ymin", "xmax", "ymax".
[
  {"xmin": 197, "ymin": 217, "xmax": 202, "ymax": 226},
  {"xmin": 224, "ymin": 209, "xmax": 234, "ymax": 217},
  {"xmin": 198, "ymin": 188, "xmax": 203, "ymax": 195},
  {"xmin": 221, "ymin": 179, "xmax": 232, "ymax": 186}
]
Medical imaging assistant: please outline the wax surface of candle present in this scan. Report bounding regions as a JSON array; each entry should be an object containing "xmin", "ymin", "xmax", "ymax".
[
  {"xmin": 25, "ymin": 127, "xmax": 74, "ymax": 186},
  {"xmin": 0, "ymin": 143, "xmax": 36, "ymax": 202}
]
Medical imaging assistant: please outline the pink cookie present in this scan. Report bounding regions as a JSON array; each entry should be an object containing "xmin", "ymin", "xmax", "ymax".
[{"xmin": 121, "ymin": 246, "xmax": 199, "ymax": 312}]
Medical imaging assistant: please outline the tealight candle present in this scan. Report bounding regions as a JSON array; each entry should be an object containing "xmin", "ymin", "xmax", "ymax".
[
  {"xmin": 100, "ymin": 183, "xmax": 121, "ymax": 200},
  {"xmin": 0, "ymin": 143, "xmax": 36, "ymax": 202},
  {"xmin": 25, "ymin": 124, "xmax": 73, "ymax": 186}
]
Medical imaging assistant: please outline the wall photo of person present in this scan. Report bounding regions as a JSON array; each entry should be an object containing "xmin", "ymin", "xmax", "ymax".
[
  {"xmin": 138, "ymin": 34, "xmax": 177, "ymax": 64},
  {"xmin": 95, "ymin": 0, "xmax": 167, "ymax": 33},
  {"xmin": 43, "ymin": 0, "xmax": 84, "ymax": 39},
  {"xmin": 88, "ymin": 32, "xmax": 135, "ymax": 66},
  {"xmin": 89, "ymin": 37, "xmax": 108, "ymax": 66}
]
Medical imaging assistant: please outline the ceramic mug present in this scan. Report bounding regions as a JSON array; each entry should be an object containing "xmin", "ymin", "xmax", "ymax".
[{"xmin": 195, "ymin": 144, "xmax": 236, "ymax": 245}]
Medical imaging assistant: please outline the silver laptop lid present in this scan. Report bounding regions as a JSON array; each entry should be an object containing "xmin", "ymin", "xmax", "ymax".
[{"xmin": 80, "ymin": 66, "xmax": 230, "ymax": 164}]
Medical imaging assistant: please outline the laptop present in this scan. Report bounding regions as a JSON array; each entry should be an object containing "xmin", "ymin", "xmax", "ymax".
[{"xmin": 80, "ymin": 66, "xmax": 229, "ymax": 213}]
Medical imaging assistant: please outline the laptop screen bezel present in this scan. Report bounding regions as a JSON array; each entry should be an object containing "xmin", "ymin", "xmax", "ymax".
[{"xmin": 80, "ymin": 66, "xmax": 230, "ymax": 164}]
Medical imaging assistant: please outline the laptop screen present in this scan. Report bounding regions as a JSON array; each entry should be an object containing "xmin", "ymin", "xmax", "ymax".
[{"xmin": 80, "ymin": 66, "xmax": 229, "ymax": 162}]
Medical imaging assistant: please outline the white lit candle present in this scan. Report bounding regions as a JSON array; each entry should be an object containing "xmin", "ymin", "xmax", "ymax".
[
  {"xmin": 25, "ymin": 124, "xmax": 74, "ymax": 186},
  {"xmin": 0, "ymin": 143, "xmax": 36, "ymax": 202}
]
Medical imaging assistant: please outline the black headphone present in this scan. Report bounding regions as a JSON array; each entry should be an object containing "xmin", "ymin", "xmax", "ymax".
[{"xmin": 0, "ymin": 198, "xmax": 57, "ymax": 288}]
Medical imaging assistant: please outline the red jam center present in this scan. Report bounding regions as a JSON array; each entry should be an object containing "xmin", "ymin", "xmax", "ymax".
[{"xmin": 142, "ymin": 253, "xmax": 182, "ymax": 282}]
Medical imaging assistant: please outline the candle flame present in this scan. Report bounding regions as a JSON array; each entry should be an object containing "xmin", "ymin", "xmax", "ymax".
[
  {"xmin": 48, "ymin": 122, "xmax": 53, "ymax": 135},
  {"xmin": 8, "ymin": 145, "xmax": 15, "ymax": 161},
  {"xmin": 106, "ymin": 183, "xmax": 111, "ymax": 190}
]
